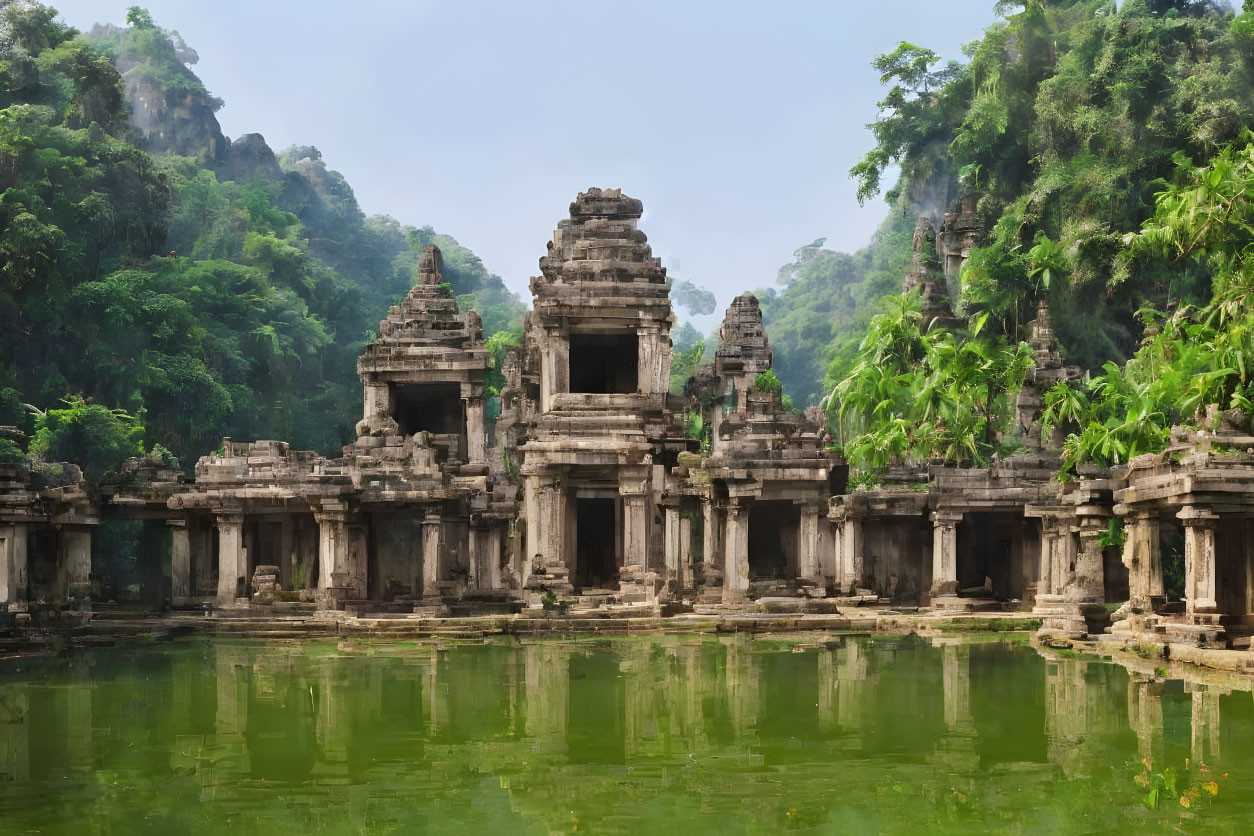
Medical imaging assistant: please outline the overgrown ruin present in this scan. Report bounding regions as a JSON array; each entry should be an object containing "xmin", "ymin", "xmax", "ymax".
[{"xmin": 3, "ymin": 189, "xmax": 1254, "ymax": 657}]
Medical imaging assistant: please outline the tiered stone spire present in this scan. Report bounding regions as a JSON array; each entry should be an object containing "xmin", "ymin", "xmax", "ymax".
[
  {"xmin": 715, "ymin": 293, "xmax": 773, "ymax": 383},
  {"xmin": 1015, "ymin": 298, "xmax": 1079, "ymax": 450},
  {"xmin": 904, "ymin": 216, "xmax": 960, "ymax": 330}
]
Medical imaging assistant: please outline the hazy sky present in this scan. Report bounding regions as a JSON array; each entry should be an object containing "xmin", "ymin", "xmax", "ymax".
[{"xmin": 52, "ymin": 0, "xmax": 1000, "ymax": 330}]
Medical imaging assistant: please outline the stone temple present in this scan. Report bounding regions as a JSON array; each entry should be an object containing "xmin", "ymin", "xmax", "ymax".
[{"xmin": 4, "ymin": 188, "xmax": 1254, "ymax": 653}]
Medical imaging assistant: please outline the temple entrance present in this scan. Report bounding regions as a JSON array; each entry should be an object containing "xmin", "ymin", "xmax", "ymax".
[
  {"xmin": 392, "ymin": 383, "xmax": 461, "ymax": 435},
  {"xmin": 958, "ymin": 512, "xmax": 1025, "ymax": 599},
  {"xmin": 748, "ymin": 502, "xmax": 799, "ymax": 579},
  {"xmin": 575, "ymin": 498, "xmax": 617, "ymax": 589},
  {"xmin": 569, "ymin": 333, "xmax": 638, "ymax": 394}
]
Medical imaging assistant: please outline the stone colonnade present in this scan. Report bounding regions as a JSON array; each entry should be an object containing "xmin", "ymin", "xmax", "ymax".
[{"xmin": 0, "ymin": 521, "xmax": 94, "ymax": 606}]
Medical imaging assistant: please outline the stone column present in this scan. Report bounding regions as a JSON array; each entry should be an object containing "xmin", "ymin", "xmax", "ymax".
[
  {"xmin": 1179, "ymin": 506, "xmax": 1219, "ymax": 615},
  {"xmin": 722, "ymin": 500, "xmax": 750, "ymax": 601},
  {"xmin": 538, "ymin": 330, "xmax": 569, "ymax": 413},
  {"xmin": 839, "ymin": 516, "xmax": 863, "ymax": 594},
  {"xmin": 829, "ymin": 515, "xmax": 845, "ymax": 590},
  {"xmin": 484, "ymin": 525, "xmax": 502, "ymax": 592},
  {"xmin": 0, "ymin": 522, "xmax": 28, "ymax": 606},
  {"xmin": 678, "ymin": 512, "xmax": 693, "ymax": 589},
  {"xmin": 362, "ymin": 382, "xmax": 389, "ymax": 425},
  {"xmin": 1121, "ymin": 511, "xmax": 1161, "ymax": 612},
  {"xmin": 465, "ymin": 397, "xmax": 486, "ymax": 463},
  {"xmin": 663, "ymin": 506, "xmax": 681, "ymax": 589},
  {"xmin": 215, "ymin": 512, "xmax": 245, "ymax": 605},
  {"xmin": 278, "ymin": 516, "xmax": 294, "ymax": 591},
  {"xmin": 636, "ymin": 326, "xmax": 670, "ymax": 396},
  {"xmin": 1038, "ymin": 519, "xmax": 1063, "ymax": 596},
  {"xmin": 523, "ymin": 475, "xmax": 540, "ymax": 585},
  {"xmin": 1071, "ymin": 511, "xmax": 1108, "ymax": 602},
  {"xmin": 314, "ymin": 506, "xmax": 367, "ymax": 604},
  {"xmin": 168, "ymin": 519, "xmax": 190, "ymax": 604},
  {"xmin": 622, "ymin": 495, "xmax": 647, "ymax": 571},
  {"xmin": 930, "ymin": 511, "xmax": 962, "ymax": 599},
  {"xmin": 702, "ymin": 501, "xmax": 722, "ymax": 571},
  {"xmin": 468, "ymin": 524, "xmax": 483, "ymax": 591},
  {"xmin": 799, "ymin": 505, "xmax": 822, "ymax": 583},
  {"xmin": 421, "ymin": 509, "xmax": 443, "ymax": 597}
]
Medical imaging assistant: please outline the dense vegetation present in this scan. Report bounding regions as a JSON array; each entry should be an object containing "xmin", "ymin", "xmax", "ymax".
[
  {"xmin": 0, "ymin": 3, "xmax": 526, "ymax": 476},
  {"xmin": 763, "ymin": 0, "xmax": 1254, "ymax": 407},
  {"xmin": 771, "ymin": 0, "xmax": 1254, "ymax": 477}
]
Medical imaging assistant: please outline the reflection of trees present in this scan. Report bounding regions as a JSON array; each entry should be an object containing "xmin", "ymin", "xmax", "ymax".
[{"xmin": 0, "ymin": 636, "xmax": 1253, "ymax": 831}]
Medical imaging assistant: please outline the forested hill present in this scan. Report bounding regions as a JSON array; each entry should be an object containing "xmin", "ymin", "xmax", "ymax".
[
  {"xmin": 762, "ymin": 0, "xmax": 1254, "ymax": 408},
  {"xmin": 0, "ymin": 4, "xmax": 525, "ymax": 473}
]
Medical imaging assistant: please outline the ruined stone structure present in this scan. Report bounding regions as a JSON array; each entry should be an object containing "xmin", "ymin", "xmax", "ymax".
[
  {"xmin": 4, "ymin": 189, "xmax": 1254, "ymax": 656},
  {"xmin": 0, "ymin": 456, "xmax": 96, "ymax": 615}
]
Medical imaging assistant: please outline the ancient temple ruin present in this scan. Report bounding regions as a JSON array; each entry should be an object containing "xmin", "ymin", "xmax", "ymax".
[{"xmin": 3, "ymin": 189, "xmax": 1254, "ymax": 656}]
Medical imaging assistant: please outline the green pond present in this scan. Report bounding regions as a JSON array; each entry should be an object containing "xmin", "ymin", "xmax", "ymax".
[{"xmin": 0, "ymin": 633, "xmax": 1251, "ymax": 834}]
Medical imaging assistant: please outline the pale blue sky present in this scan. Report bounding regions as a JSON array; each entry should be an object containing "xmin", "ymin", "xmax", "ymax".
[{"xmin": 53, "ymin": 0, "xmax": 1000, "ymax": 329}]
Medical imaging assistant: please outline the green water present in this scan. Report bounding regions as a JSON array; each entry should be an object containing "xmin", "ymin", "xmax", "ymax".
[{"xmin": 0, "ymin": 634, "xmax": 1251, "ymax": 834}]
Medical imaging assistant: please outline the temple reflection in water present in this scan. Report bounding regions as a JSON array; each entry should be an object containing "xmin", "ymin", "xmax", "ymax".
[{"xmin": 1, "ymin": 636, "xmax": 1253, "ymax": 831}]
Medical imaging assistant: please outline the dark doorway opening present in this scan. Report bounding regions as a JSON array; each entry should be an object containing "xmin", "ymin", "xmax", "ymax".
[
  {"xmin": 569, "ymin": 333, "xmax": 638, "ymax": 394},
  {"xmin": 748, "ymin": 502, "xmax": 799, "ymax": 579},
  {"xmin": 959, "ymin": 512, "xmax": 1016, "ymax": 597},
  {"xmin": 576, "ymin": 498, "xmax": 617, "ymax": 589},
  {"xmin": 392, "ymin": 383, "xmax": 462, "ymax": 436}
]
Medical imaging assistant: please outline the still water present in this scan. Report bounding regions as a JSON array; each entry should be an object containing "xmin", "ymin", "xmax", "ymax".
[{"xmin": 0, "ymin": 633, "xmax": 1251, "ymax": 834}]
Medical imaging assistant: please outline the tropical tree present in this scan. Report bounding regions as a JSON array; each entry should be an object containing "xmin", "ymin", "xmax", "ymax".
[{"xmin": 823, "ymin": 292, "xmax": 1032, "ymax": 476}]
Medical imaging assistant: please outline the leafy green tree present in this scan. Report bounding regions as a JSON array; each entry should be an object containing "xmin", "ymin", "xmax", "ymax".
[
  {"xmin": 825, "ymin": 293, "xmax": 1032, "ymax": 473},
  {"xmin": 670, "ymin": 340, "xmax": 706, "ymax": 395},
  {"xmin": 1048, "ymin": 134, "xmax": 1254, "ymax": 472},
  {"xmin": 30, "ymin": 395, "xmax": 143, "ymax": 479},
  {"xmin": 753, "ymin": 370, "xmax": 783, "ymax": 395}
]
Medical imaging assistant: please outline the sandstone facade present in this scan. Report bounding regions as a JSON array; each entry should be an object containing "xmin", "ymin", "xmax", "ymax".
[{"xmin": 3, "ymin": 190, "xmax": 1254, "ymax": 653}]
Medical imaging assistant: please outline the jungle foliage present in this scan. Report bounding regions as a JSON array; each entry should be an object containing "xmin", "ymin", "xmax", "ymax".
[
  {"xmin": 766, "ymin": 0, "xmax": 1254, "ymax": 413},
  {"xmin": 0, "ymin": 4, "xmax": 525, "ymax": 475},
  {"xmin": 812, "ymin": 0, "xmax": 1254, "ymax": 475},
  {"xmin": 825, "ymin": 294, "xmax": 1033, "ymax": 472}
]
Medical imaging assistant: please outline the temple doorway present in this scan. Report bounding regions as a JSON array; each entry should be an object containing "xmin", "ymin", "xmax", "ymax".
[
  {"xmin": 748, "ymin": 501, "xmax": 799, "ymax": 579},
  {"xmin": 576, "ymin": 498, "xmax": 617, "ymax": 589}
]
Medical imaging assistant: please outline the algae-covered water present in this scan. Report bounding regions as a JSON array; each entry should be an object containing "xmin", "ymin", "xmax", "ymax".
[{"xmin": 0, "ymin": 633, "xmax": 1251, "ymax": 834}]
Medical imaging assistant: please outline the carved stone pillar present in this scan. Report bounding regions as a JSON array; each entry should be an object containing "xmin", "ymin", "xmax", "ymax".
[
  {"xmin": 468, "ymin": 524, "xmax": 483, "ymax": 592},
  {"xmin": 1179, "ymin": 506, "xmax": 1219, "ymax": 615},
  {"xmin": 168, "ymin": 519, "xmax": 191, "ymax": 603},
  {"xmin": 1122, "ymin": 511, "xmax": 1161, "ymax": 612},
  {"xmin": 484, "ymin": 525, "xmax": 502, "ymax": 591},
  {"xmin": 722, "ymin": 500, "xmax": 750, "ymax": 600},
  {"xmin": 1038, "ymin": 520, "xmax": 1058, "ymax": 596},
  {"xmin": 422, "ymin": 509, "xmax": 443, "ymax": 597},
  {"xmin": 678, "ymin": 511, "xmax": 692, "ymax": 588},
  {"xmin": 702, "ymin": 501, "xmax": 722, "ymax": 570},
  {"xmin": 465, "ymin": 397, "xmax": 486, "ymax": 463},
  {"xmin": 362, "ymin": 382, "xmax": 389, "ymax": 426},
  {"xmin": 622, "ymin": 496, "xmax": 647, "ymax": 571},
  {"xmin": 839, "ymin": 516, "xmax": 863, "ymax": 594},
  {"xmin": 930, "ymin": 511, "xmax": 962, "ymax": 599},
  {"xmin": 799, "ymin": 504, "xmax": 822, "ymax": 583},
  {"xmin": 0, "ymin": 522, "xmax": 28, "ymax": 606},
  {"xmin": 1071, "ymin": 511, "xmax": 1108, "ymax": 603},
  {"xmin": 214, "ymin": 512, "xmax": 245, "ymax": 605},
  {"xmin": 663, "ymin": 506, "xmax": 681, "ymax": 588},
  {"xmin": 314, "ymin": 505, "xmax": 367, "ymax": 605},
  {"xmin": 539, "ymin": 329, "xmax": 569, "ymax": 413}
]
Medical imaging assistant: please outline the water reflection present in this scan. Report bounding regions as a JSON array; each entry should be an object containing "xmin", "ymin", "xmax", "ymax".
[{"xmin": 1, "ymin": 634, "xmax": 1253, "ymax": 832}]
